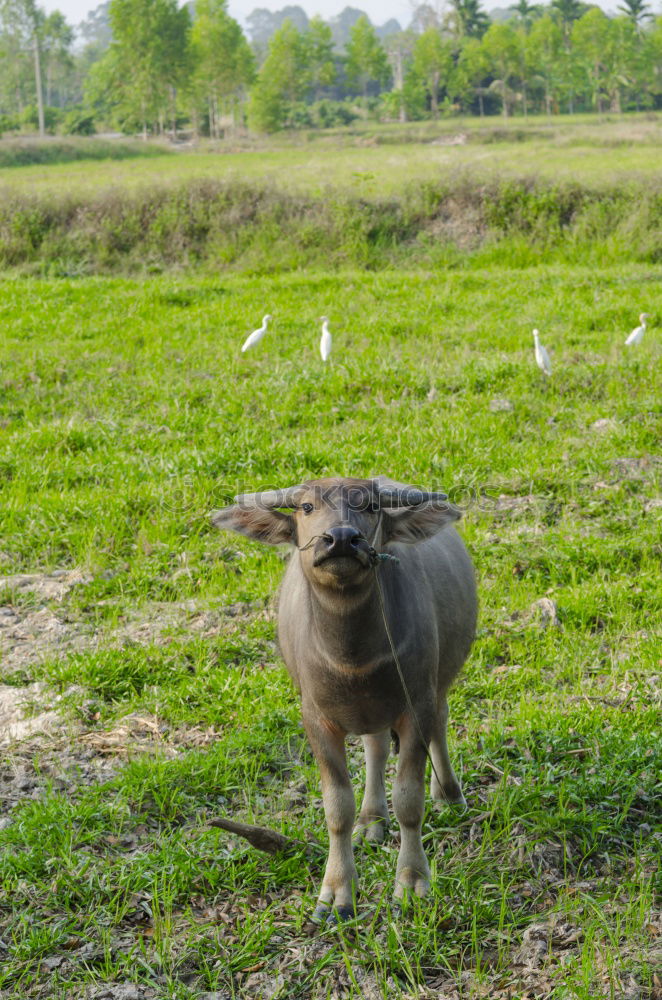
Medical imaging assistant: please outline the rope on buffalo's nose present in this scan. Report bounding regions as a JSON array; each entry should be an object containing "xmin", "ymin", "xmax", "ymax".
[
  {"xmin": 372, "ymin": 560, "xmax": 447, "ymax": 794},
  {"xmin": 297, "ymin": 534, "xmax": 329, "ymax": 552}
]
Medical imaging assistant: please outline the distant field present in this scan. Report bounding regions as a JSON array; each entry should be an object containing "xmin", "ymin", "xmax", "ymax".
[{"xmin": 1, "ymin": 115, "xmax": 661, "ymax": 197}]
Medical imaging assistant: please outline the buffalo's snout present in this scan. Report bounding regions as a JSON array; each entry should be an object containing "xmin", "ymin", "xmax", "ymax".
[{"xmin": 313, "ymin": 525, "xmax": 369, "ymax": 566}]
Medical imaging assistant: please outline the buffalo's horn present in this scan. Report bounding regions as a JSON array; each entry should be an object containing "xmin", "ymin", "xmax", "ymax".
[
  {"xmin": 234, "ymin": 485, "xmax": 306, "ymax": 509},
  {"xmin": 376, "ymin": 487, "xmax": 448, "ymax": 507}
]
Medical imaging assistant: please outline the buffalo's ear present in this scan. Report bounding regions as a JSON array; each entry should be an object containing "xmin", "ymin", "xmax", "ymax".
[
  {"xmin": 211, "ymin": 505, "xmax": 294, "ymax": 546},
  {"xmin": 382, "ymin": 503, "xmax": 461, "ymax": 544}
]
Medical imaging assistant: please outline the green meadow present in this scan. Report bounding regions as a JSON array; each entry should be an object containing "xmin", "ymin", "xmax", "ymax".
[
  {"xmin": 0, "ymin": 121, "xmax": 660, "ymax": 999},
  {"xmin": 1, "ymin": 116, "xmax": 662, "ymax": 198}
]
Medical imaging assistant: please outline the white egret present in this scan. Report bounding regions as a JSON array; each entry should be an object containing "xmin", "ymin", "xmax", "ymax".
[
  {"xmin": 625, "ymin": 313, "xmax": 649, "ymax": 346},
  {"xmin": 320, "ymin": 316, "xmax": 332, "ymax": 362},
  {"xmin": 241, "ymin": 314, "xmax": 272, "ymax": 353},
  {"xmin": 532, "ymin": 329, "xmax": 552, "ymax": 376}
]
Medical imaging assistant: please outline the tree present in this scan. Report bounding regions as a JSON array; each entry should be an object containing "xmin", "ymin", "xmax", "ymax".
[
  {"xmin": 246, "ymin": 5, "xmax": 308, "ymax": 59},
  {"xmin": 647, "ymin": 16, "xmax": 662, "ymax": 106},
  {"xmin": 409, "ymin": 28, "xmax": 453, "ymax": 117},
  {"xmin": 96, "ymin": 0, "xmax": 191, "ymax": 137},
  {"xmin": 305, "ymin": 15, "xmax": 335, "ymax": 99},
  {"xmin": 384, "ymin": 30, "xmax": 414, "ymax": 121},
  {"xmin": 551, "ymin": 0, "xmax": 585, "ymax": 42},
  {"xmin": 509, "ymin": 0, "xmax": 542, "ymax": 31},
  {"xmin": 481, "ymin": 21, "xmax": 520, "ymax": 116},
  {"xmin": 1, "ymin": 0, "xmax": 47, "ymax": 133},
  {"xmin": 456, "ymin": 35, "xmax": 491, "ymax": 114},
  {"xmin": 248, "ymin": 18, "xmax": 309, "ymax": 132},
  {"xmin": 345, "ymin": 15, "xmax": 390, "ymax": 97},
  {"xmin": 574, "ymin": 11, "xmax": 638, "ymax": 112},
  {"xmin": 41, "ymin": 10, "xmax": 74, "ymax": 106},
  {"xmin": 528, "ymin": 12, "xmax": 564, "ymax": 113},
  {"xmin": 617, "ymin": 0, "xmax": 652, "ymax": 28},
  {"xmin": 408, "ymin": 3, "xmax": 441, "ymax": 34},
  {"xmin": 77, "ymin": 2, "xmax": 112, "ymax": 50},
  {"xmin": 450, "ymin": 0, "xmax": 490, "ymax": 39},
  {"xmin": 328, "ymin": 6, "xmax": 366, "ymax": 50},
  {"xmin": 190, "ymin": 0, "xmax": 253, "ymax": 136}
]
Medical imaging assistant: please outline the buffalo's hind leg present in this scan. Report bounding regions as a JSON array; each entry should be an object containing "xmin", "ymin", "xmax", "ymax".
[
  {"xmin": 429, "ymin": 695, "xmax": 466, "ymax": 807},
  {"xmin": 354, "ymin": 730, "xmax": 390, "ymax": 843}
]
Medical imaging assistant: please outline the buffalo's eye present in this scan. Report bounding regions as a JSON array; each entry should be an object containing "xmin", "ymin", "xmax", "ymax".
[{"xmin": 301, "ymin": 503, "xmax": 314, "ymax": 514}]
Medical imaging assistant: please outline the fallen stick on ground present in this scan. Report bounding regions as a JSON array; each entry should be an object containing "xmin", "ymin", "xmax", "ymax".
[{"xmin": 208, "ymin": 816, "xmax": 324, "ymax": 858}]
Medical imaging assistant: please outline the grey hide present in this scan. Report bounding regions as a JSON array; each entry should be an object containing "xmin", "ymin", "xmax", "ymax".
[{"xmin": 212, "ymin": 476, "xmax": 478, "ymax": 924}]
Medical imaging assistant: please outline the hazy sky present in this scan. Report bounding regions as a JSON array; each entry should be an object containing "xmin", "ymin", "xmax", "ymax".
[{"xmin": 41, "ymin": 0, "xmax": 630, "ymax": 33}]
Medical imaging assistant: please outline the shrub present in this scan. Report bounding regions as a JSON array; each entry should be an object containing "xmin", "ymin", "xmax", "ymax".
[
  {"xmin": 19, "ymin": 105, "xmax": 63, "ymax": 134},
  {"xmin": 0, "ymin": 176, "xmax": 659, "ymax": 274},
  {"xmin": 61, "ymin": 109, "xmax": 97, "ymax": 136}
]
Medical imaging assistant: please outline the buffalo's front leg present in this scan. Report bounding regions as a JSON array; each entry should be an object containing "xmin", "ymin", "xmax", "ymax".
[
  {"xmin": 303, "ymin": 710, "xmax": 357, "ymax": 923},
  {"xmin": 392, "ymin": 712, "xmax": 430, "ymax": 899}
]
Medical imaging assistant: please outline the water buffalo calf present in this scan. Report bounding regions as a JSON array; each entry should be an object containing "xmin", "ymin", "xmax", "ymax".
[{"xmin": 213, "ymin": 476, "xmax": 477, "ymax": 924}]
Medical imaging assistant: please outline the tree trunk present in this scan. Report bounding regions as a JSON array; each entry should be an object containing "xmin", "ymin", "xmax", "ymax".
[
  {"xmin": 478, "ymin": 92, "xmax": 484, "ymax": 117},
  {"xmin": 33, "ymin": 36, "xmax": 45, "ymax": 137},
  {"xmin": 393, "ymin": 49, "xmax": 406, "ymax": 122},
  {"xmin": 431, "ymin": 71, "xmax": 439, "ymax": 119}
]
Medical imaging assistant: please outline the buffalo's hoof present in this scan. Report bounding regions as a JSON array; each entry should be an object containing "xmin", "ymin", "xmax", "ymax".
[
  {"xmin": 432, "ymin": 780, "xmax": 467, "ymax": 807},
  {"xmin": 394, "ymin": 866, "xmax": 430, "ymax": 899},
  {"xmin": 306, "ymin": 901, "xmax": 358, "ymax": 932},
  {"xmin": 353, "ymin": 818, "xmax": 388, "ymax": 845}
]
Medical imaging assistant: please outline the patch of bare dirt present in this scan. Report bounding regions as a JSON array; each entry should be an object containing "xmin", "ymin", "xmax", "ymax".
[
  {"xmin": 79, "ymin": 712, "xmax": 222, "ymax": 758},
  {"xmin": 503, "ymin": 598, "xmax": 561, "ymax": 632},
  {"xmin": 489, "ymin": 397, "xmax": 514, "ymax": 413},
  {"xmin": 0, "ymin": 566, "xmax": 269, "ymax": 678},
  {"xmin": 0, "ymin": 711, "xmax": 223, "ymax": 823},
  {"xmin": 591, "ymin": 417, "xmax": 618, "ymax": 433},
  {"xmin": 0, "ymin": 603, "xmax": 95, "ymax": 674},
  {"xmin": 0, "ymin": 683, "xmax": 63, "ymax": 745},
  {"xmin": 429, "ymin": 132, "xmax": 467, "ymax": 146},
  {"xmin": 493, "ymin": 494, "xmax": 539, "ymax": 513},
  {"xmin": 611, "ymin": 454, "xmax": 661, "ymax": 482},
  {"xmin": 0, "ymin": 569, "xmax": 93, "ymax": 601},
  {"xmin": 0, "ymin": 725, "xmax": 120, "ymax": 820}
]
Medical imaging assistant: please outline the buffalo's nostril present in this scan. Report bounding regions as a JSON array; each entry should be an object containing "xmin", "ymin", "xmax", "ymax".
[{"xmin": 325, "ymin": 526, "xmax": 362, "ymax": 554}]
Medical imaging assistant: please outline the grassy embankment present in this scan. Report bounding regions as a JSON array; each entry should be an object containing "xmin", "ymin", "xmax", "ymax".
[
  {"xmin": 0, "ymin": 120, "xmax": 660, "ymax": 999},
  {"xmin": 0, "ymin": 117, "xmax": 660, "ymax": 276}
]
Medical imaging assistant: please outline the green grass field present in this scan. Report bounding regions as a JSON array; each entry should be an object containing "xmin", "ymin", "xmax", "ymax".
[
  {"xmin": 1, "ymin": 115, "xmax": 661, "ymax": 198},
  {"xmin": 0, "ymin": 120, "xmax": 660, "ymax": 1000}
]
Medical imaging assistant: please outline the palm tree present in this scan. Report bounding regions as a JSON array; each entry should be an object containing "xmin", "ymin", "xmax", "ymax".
[
  {"xmin": 509, "ymin": 0, "xmax": 542, "ymax": 30},
  {"xmin": 451, "ymin": 0, "xmax": 490, "ymax": 39},
  {"xmin": 617, "ymin": 0, "xmax": 652, "ymax": 26},
  {"xmin": 551, "ymin": 0, "xmax": 585, "ymax": 31}
]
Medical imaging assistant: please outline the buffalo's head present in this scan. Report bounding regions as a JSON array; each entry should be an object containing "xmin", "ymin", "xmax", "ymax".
[{"xmin": 213, "ymin": 477, "xmax": 460, "ymax": 589}]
